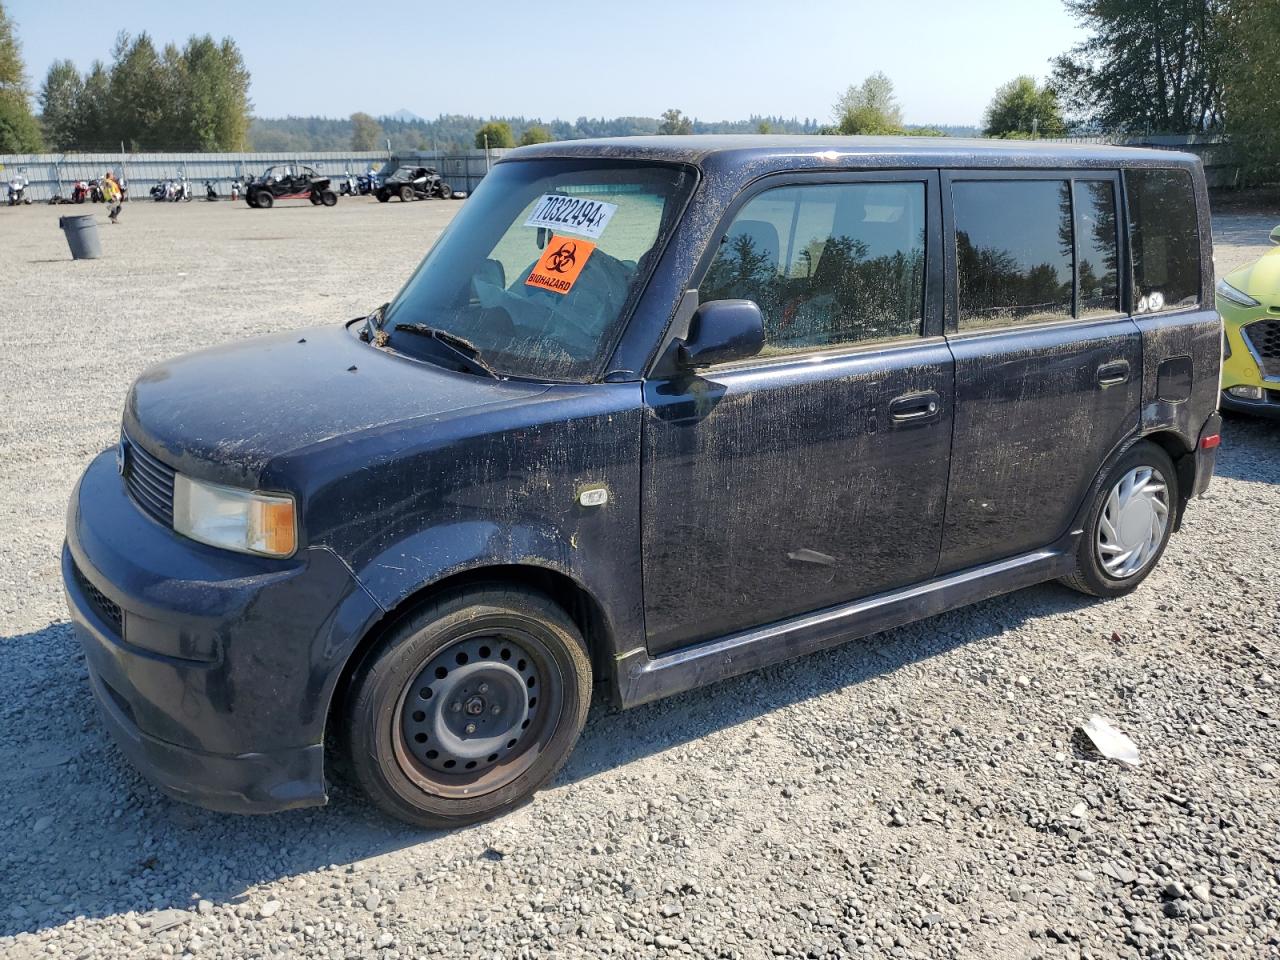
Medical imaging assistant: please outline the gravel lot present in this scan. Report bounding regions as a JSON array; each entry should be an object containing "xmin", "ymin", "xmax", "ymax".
[{"xmin": 1, "ymin": 198, "xmax": 1277, "ymax": 960}]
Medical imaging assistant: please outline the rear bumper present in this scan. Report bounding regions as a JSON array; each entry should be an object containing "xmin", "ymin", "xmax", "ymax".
[{"xmin": 64, "ymin": 449, "xmax": 381, "ymax": 814}]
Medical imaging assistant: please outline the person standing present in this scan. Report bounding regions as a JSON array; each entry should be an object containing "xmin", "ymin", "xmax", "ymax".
[{"xmin": 102, "ymin": 171, "xmax": 123, "ymax": 223}]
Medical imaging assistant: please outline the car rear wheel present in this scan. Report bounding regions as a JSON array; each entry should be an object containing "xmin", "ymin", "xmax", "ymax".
[
  {"xmin": 254, "ymin": 190, "xmax": 273, "ymax": 209},
  {"xmin": 399, "ymin": 185, "xmax": 414, "ymax": 202},
  {"xmin": 309, "ymin": 191, "xmax": 322, "ymax": 206},
  {"xmin": 437, "ymin": 182, "xmax": 454, "ymax": 200},
  {"xmin": 342, "ymin": 586, "xmax": 592, "ymax": 828},
  {"xmin": 1060, "ymin": 440, "xmax": 1177, "ymax": 598}
]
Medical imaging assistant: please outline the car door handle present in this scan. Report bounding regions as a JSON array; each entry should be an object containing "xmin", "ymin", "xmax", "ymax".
[
  {"xmin": 1096, "ymin": 360, "xmax": 1130, "ymax": 387},
  {"xmin": 888, "ymin": 391, "xmax": 942, "ymax": 425}
]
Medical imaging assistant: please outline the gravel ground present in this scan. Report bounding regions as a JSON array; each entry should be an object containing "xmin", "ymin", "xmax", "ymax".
[{"xmin": 0, "ymin": 198, "xmax": 1277, "ymax": 960}]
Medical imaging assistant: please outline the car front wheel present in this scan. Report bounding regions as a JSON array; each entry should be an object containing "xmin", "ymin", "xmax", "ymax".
[
  {"xmin": 254, "ymin": 190, "xmax": 274, "ymax": 209},
  {"xmin": 342, "ymin": 586, "xmax": 592, "ymax": 828},
  {"xmin": 1060, "ymin": 440, "xmax": 1177, "ymax": 598}
]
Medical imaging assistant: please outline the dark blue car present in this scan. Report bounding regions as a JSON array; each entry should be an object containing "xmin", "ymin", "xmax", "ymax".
[{"xmin": 64, "ymin": 137, "xmax": 1222, "ymax": 826}]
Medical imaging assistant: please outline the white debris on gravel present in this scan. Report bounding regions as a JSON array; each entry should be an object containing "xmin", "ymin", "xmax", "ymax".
[{"xmin": 1, "ymin": 202, "xmax": 1278, "ymax": 959}]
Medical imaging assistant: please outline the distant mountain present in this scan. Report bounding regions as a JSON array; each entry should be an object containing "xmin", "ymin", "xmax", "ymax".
[{"xmin": 248, "ymin": 113, "xmax": 826, "ymax": 153}]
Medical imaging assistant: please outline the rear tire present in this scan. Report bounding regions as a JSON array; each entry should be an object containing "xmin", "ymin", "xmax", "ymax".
[
  {"xmin": 342, "ymin": 586, "xmax": 592, "ymax": 828},
  {"xmin": 1059, "ymin": 441, "xmax": 1177, "ymax": 598}
]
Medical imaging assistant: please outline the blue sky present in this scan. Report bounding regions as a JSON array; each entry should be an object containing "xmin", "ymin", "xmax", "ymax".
[{"xmin": 9, "ymin": 0, "xmax": 1085, "ymax": 125}]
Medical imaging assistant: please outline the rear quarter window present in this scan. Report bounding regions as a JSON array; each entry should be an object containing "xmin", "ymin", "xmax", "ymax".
[{"xmin": 1125, "ymin": 168, "xmax": 1201, "ymax": 312}]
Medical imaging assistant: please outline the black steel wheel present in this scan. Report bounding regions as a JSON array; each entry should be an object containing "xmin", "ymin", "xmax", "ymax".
[{"xmin": 342, "ymin": 586, "xmax": 591, "ymax": 828}]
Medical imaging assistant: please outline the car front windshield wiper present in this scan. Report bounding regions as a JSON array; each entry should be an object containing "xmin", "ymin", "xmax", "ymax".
[
  {"xmin": 392, "ymin": 322, "xmax": 499, "ymax": 379},
  {"xmin": 360, "ymin": 302, "xmax": 389, "ymax": 343}
]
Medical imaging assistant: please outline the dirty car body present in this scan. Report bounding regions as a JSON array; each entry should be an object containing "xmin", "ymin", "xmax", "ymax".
[{"xmin": 64, "ymin": 137, "xmax": 1222, "ymax": 820}]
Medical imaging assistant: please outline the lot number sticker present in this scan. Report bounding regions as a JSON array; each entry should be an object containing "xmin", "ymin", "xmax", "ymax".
[
  {"xmin": 525, "ymin": 237, "xmax": 597, "ymax": 295},
  {"xmin": 524, "ymin": 194, "xmax": 617, "ymax": 239}
]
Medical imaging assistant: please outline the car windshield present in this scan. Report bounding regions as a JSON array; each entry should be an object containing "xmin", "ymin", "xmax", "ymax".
[{"xmin": 381, "ymin": 158, "xmax": 696, "ymax": 381}]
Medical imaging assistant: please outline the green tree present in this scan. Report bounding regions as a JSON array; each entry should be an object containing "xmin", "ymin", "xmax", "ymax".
[
  {"xmin": 350, "ymin": 111, "xmax": 383, "ymax": 150},
  {"xmin": 474, "ymin": 120, "xmax": 514, "ymax": 148},
  {"xmin": 1051, "ymin": 0, "xmax": 1226, "ymax": 133},
  {"xmin": 657, "ymin": 108, "xmax": 693, "ymax": 135},
  {"xmin": 108, "ymin": 32, "xmax": 170, "ymax": 148},
  {"xmin": 519, "ymin": 123, "xmax": 553, "ymax": 145},
  {"xmin": 983, "ymin": 75, "xmax": 1067, "ymax": 138},
  {"xmin": 172, "ymin": 36, "xmax": 251, "ymax": 150},
  {"xmin": 76, "ymin": 60, "xmax": 112, "ymax": 147},
  {"xmin": 39, "ymin": 59, "xmax": 83, "ymax": 149},
  {"xmin": 834, "ymin": 72, "xmax": 903, "ymax": 134},
  {"xmin": 0, "ymin": 3, "xmax": 42, "ymax": 151},
  {"xmin": 1223, "ymin": 0, "xmax": 1280, "ymax": 182}
]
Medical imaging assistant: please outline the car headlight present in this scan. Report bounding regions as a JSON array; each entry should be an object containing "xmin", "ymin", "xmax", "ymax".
[
  {"xmin": 1215, "ymin": 278, "xmax": 1260, "ymax": 308},
  {"xmin": 173, "ymin": 475, "xmax": 297, "ymax": 557}
]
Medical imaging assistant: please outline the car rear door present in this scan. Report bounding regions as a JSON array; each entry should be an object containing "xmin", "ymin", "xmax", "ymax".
[
  {"xmin": 937, "ymin": 170, "xmax": 1141, "ymax": 574},
  {"xmin": 640, "ymin": 171, "xmax": 954, "ymax": 654}
]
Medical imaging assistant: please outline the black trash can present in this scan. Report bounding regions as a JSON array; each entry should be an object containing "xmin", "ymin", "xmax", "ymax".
[{"xmin": 59, "ymin": 214, "xmax": 103, "ymax": 260}]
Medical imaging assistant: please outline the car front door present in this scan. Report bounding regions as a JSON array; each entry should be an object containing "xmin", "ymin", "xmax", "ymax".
[
  {"xmin": 937, "ymin": 171, "xmax": 1141, "ymax": 574},
  {"xmin": 640, "ymin": 172, "xmax": 954, "ymax": 654}
]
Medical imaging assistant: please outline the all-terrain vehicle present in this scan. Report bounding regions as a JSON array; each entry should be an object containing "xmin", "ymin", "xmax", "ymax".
[
  {"xmin": 376, "ymin": 165, "xmax": 454, "ymax": 202},
  {"xmin": 245, "ymin": 164, "xmax": 337, "ymax": 208}
]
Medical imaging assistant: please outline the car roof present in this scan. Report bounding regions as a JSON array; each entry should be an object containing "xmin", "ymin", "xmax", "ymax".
[{"xmin": 506, "ymin": 135, "xmax": 1200, "ymax": 175}]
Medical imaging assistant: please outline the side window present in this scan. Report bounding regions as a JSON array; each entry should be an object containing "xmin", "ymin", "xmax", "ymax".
[
  {"xmin": 1125, "ymin": 168, "xmax": 1200, "ymax": 312},
  {"xmin": 1074, "ymin": 180, "xmax": 1120, "ymax": 317},
  {"xmin": 954, "ymin": 180, "xmax": 1073, "ymax": 330},
  {"xmin": 700, "ymin": 181, "xmax": 926, "ymax": 355}
]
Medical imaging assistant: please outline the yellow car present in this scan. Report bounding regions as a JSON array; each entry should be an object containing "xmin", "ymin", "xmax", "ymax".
[{"xmin": 1217, "ymin": 225, "xmax": 1280, "ymax": 418}]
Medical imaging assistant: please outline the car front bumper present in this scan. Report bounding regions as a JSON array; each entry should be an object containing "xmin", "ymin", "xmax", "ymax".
[{"xmin": 64, "ymin": 449, "xmax": 381, "ymax": 814}]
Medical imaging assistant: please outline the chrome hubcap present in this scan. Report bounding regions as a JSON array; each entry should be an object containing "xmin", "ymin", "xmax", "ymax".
[{"xmin": 1096, "ymin": 466, "xmax": 1169, "ymax": 578}]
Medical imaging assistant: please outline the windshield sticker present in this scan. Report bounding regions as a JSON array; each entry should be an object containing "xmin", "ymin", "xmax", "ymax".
[
  {"xmin": 524, "ymin": 194, "xmax": 618, "ymax": 239},
  {"xmin": 525, "ymin": 237, "xmax": 596, "ymax": 295}
]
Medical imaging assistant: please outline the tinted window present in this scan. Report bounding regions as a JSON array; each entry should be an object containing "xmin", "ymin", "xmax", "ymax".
[
  {"xmin": 700, "ymin": 181, "xmax": 926, "ymax": 355},
  {"xmin": 1126, "ymin": 168, "xmax": 1200, "ymax": 312},
  {"xmin": 1074, "ymin": 180, "xmax": 1120, "ymax": 317},
  {"xmin": 955, "ymin": 180, "xmax": 1073, "ymax": 329}
]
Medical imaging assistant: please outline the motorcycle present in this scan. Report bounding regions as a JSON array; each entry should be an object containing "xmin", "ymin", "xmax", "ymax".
[
  {"xmin": 72, "ymin": 180, "xmax": 90, "ymax": 203},
  {"xmin": 6, "ymin": 173, "xmax": 29, "ymax": 206},
  {"xmin": 230, "ymin": 179, "xmax": 241, "ymax": 202},
  {"xmin": 357, "ymin": 170, "xmax": 380, "ymax": 196},
  {"xmin": 339, "ymin": 170, "xmax": 359, "ymax": 197},
  {"xmin": 150, "ymin": 181, "xmax": 169, "ymax": 201},
  {"xmin": 204, "ymin": 180, "xmax": 219, "ymax": 201},
  {"xmin": 89, "ymin": 178, "xmax": 104, "ymax": 203},
  {"xmin": 174, "ymin": 176, "xmax": 192, "ymax": 202}
]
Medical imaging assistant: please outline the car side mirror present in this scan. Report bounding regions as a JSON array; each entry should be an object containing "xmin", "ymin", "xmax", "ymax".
[
  {"xmin": 1270, "ymin": 225, "xmax": 1280, "ymax": 245},
  {"xmin": 677, "ymin": 299, "xmax": 765, "ymax": 369}
]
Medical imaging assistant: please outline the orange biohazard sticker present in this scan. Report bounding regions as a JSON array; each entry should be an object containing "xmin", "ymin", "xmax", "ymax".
[{"xmin": 525, "ymin": 236, "xmax": 596, "ymax": 295}]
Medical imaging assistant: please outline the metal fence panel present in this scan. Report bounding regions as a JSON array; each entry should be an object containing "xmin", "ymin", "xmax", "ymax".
[{"xmin": 0, "ymin": 149, "xmax": 512, "ymax": 202}]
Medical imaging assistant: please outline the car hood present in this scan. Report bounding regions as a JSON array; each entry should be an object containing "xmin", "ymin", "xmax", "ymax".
[
  {"xmin": 1225, "ymin": 245, "xmax": 1280, "ymax": 303},
  {"xmin": 123, "ymin": 324, "xmax": 550, "ymax": 486}
]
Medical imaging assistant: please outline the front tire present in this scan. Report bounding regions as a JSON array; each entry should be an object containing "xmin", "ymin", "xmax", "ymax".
[
  {"xmin": 343, "ymin": 586, "xmax": 592, "ymax": 828},
  {"xmin": 320, "ymin": 189, "xmax": 337, "ymax": 207},
  {"xmin": 254, "ymin": 190, "xmax": 274, "ymax": 209},
  {"xmin": 399, "ymin": 185, "xmax": 415, "ymax": 202},
  {"xmin": 1060, "ymin": 441, "xmax": 1177, "ymax": 598}
]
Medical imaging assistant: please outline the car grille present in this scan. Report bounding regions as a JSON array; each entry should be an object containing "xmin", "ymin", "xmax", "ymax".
[
  {"xmin": 72, "ymin": 560, "xmax": 123, "ymax": 634},
  {"xmin": 1242, "ymin": 319, "xmax": 1280, "ymax": 378},
  {"xmin": 122, "ymin": 433, "xmax": 176, "ymax": 526}
]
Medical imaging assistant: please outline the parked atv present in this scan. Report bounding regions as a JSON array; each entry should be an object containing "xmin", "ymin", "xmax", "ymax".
[
  {"xmin": 376, "ymin": 166, "xmax": 453, "ymax": 202},
  {"xmin": 245, "ymin": 164, "xmax": 337, "ymax": 208}
]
